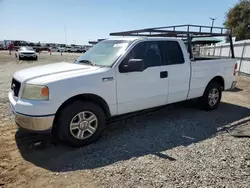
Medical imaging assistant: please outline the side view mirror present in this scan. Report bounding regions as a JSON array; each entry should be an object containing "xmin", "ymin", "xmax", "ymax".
[{"xmin": 122, "ymin": 59, "xmax": 144, "ymax": 72}]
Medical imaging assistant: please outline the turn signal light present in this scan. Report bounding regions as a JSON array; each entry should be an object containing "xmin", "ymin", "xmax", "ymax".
[{"xmin": 41, "ymin": 87, "xmax": 49, "ymax": 97}]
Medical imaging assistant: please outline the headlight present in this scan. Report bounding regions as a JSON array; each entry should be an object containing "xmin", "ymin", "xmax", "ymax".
[{"xmin": 22, "ymin": 84, "xmax": 49, "ymax": 100}]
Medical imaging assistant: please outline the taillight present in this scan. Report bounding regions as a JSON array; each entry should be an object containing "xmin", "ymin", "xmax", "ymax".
[{"xmin": 233, "ymin": 63, "xmax": 237, "ymax": 76}]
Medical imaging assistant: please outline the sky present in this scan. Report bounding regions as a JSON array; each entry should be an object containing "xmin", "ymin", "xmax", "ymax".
[{"xmin": 0, "ymin": 0, "xmax": 239, "ymax": 45}]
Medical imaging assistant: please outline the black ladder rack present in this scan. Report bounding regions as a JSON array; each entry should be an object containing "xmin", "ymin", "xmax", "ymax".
[{"xmin": 110, "ymin": 24, "xmax": 235, "ymax": 59}]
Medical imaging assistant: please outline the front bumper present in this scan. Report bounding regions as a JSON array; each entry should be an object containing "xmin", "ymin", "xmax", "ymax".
[
  {"xmin": 9, "ymin": 92, "xmax": 54, "ymax": 132},
  {"xmin": 19, "ymin": 54, "xmax": 37, "ymax": 58},
  {"xmin": 11, "ymin": 107, "xmax": 54, "ymax": 132}
]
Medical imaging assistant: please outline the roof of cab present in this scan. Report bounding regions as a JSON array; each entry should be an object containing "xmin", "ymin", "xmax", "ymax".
[{"xmin": 106, "ymin": 37, "xmax": 182, "ymax": 42}]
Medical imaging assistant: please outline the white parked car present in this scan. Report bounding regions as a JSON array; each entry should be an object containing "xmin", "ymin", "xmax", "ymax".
[
  {"xmin": 18, "ymin": 46, "xmax": 38, "ymax": 60},
  {"xmin": 49, "ymin": 47, "xmax": 60, "ymax": 52},
  {"xmin": 58, "ymin": 47, "xmax": 65, "ymax": 52},
  {"xmin": 9, "ymin": 37, "xmax": 237, "ymax": 147},
  {"xmin": 49, "ymin": 46, "xmax": 65, "ymax": 52},
  {"xmin": 65, "ymin": 46, "xmax": 82, "ymax": 53}
]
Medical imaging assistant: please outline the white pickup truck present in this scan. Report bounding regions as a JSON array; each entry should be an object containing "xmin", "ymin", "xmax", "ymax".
[{"xmin": 9, "ymin": 37, "xmax": 237, "ymax": 147}]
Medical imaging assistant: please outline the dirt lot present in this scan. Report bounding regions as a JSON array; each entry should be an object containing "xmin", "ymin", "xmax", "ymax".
[{"xmin": 0, "ymin": 51, "xmax": 250, "ymax": 188}]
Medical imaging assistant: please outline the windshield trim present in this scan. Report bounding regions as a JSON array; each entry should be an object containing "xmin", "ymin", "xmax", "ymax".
[
  {"xmin": 109, "ymin": 41, "xmax": 133, "ymax": 68},
  {"xmin": 110, "ymin": 39, "xmax": 140, "ymax": 68},
  {"xmin": 75, "ymin": 59, "xmax": 110, "ymax": 68},
  {"xmin": 75, "ymin": 39, "xmax": 133, "ymax": 68}
]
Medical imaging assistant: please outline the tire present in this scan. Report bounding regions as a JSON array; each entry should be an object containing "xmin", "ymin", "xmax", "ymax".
[
  {"xmin": 199, "ymin": 82, "xmax": 222, "ymax": 111},
  {"xmin": 18, "ymin": 56, "xmax": 22, "ymax": 60},
  {"xmin": 56, "ymin": 100, "xmax": 106, "ymax": 147},
  {"xmin": 77, "ymin": 50, "xmax": 80, "ymax": 53},
  {"xmin": 67, "ymin": 50, "xmax": 71, "ymax": 53},
  {"xmin": 34, "ymin": 56, "xmax": 38, "ymax": 61}
]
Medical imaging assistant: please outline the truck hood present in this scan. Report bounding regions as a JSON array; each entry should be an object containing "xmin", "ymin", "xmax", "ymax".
[
  {"xmin": 14, "ymin": 62, "xmax": 100, "ymax": 83},
  {"xmin": 19, "ymin": 50, "xmax": 36, "ymax": 53}
]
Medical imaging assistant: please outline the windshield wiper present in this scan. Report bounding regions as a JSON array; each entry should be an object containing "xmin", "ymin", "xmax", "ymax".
[{"xmin": 77, "ymin": 59, "xmax": 96, "ymax": 66}]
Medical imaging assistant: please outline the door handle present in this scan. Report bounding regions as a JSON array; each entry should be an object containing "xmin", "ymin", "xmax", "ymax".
[
  {"xmin": 160, "ymin": 71, "xmax": 168, "ymax": 78},
  {"xmin": 102, "ymin": 77, "xmax": 114, "ymax": 82}
]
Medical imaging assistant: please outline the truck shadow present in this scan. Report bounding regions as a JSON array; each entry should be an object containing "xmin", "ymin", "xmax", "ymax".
[
  {"xmin": 226, "ymin": 87, "xmax": 243, "ymax": 92},
  {"xmin": 15, "ymin": 101, "xmax": 250, "ymax": 172}
]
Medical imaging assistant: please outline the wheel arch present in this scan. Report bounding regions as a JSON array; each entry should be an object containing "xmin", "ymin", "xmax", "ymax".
[
  {"xmin": 207, "ymin": 76, "xmax": 225, "ymax": 91},
  {"xmin": 53, "ymin": 94, "xmax": 111, "ymax": 125},
  {"xmin": 199, "ymin": 76, "xmax": 224, "ymax": 110}
]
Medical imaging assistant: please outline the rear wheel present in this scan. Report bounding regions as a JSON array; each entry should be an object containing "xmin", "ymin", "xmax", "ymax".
[
  {"xmin": 199, "ymin": 82, "xmax": 222, "ymax": 110},
  {"xmin": 18, "ymin": 56, "xmax": 22, "ymax": 60},
  {"xmin": 56, "ymin": 101, "xmax": 105, "ymax": 147}
]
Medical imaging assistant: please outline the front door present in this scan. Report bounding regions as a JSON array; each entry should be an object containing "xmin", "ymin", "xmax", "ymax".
[{"xmin": 115, "ymin": 41, "xmax": 169, "ymax": 115}]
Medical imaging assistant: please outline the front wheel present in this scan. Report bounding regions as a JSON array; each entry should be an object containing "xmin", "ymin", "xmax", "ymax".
[
  {"xmin": 199, "ymin": 82, "xmax": 222, "ymax": 110},
  {"xmin": 56, "ymin": 101, "xmax": 105, "ymax": 147}
]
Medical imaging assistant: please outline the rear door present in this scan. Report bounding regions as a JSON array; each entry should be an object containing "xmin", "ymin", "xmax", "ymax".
[
  {"xmin": 159, "ymin": 40, "xmax": 190, "ymax": 104},
  {"xmin": 115, "ymin": 41, "xmax": 169, "ymax": 115}
]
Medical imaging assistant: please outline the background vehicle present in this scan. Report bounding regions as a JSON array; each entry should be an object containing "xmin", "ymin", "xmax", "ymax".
[
  {"xmin": 0, "ymin": 44, "xmax": 5, "ymax": 50},
  {"xmin": 65, "ymin": 46, "xmax": 83, "ymax": 53},
  {"xmin": 58, "ymin": 46, "xmax": 65, "ymax": 52},
  {"xmin": 9, "ymin": 25, "xmax": 237, "ymax": 147},
  {"xmin": 17, "ymin": 46, "xmax": 38, "ymax": 60},
  {"xmin": 49, "ymin": 47, "xmax": 65, "ymax": 52},
  {"xmin": 49, "ymin": 47, "xmax": 60, "ymax": 52}
]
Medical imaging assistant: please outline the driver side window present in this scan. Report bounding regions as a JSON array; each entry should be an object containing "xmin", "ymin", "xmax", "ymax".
[{"xmin": 119, "ymin": 41, "xmax": 161, "ymax": 72}]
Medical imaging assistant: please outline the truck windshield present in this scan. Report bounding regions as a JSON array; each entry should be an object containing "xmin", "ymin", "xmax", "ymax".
[{"xmin": 75, "ymin": 40, "xmax": 131, "ymax": 67}]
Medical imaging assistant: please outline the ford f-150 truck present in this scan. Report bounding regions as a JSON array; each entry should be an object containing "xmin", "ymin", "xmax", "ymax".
[{"xmin": 9, "ymin": 36, "xmax": 237, "ymax": 147}]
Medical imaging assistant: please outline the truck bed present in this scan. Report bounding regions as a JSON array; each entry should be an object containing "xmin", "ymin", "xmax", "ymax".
[
  {"xmin": 188, "ymin": 58, "xmax": 236, "ymax": 100},
  {"xmin": 193, "ymin": 56, "xmax": 233, "ymax": 61}
]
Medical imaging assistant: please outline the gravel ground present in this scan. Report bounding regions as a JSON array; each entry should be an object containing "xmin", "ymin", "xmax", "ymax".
[{"xmin": 0, "ymin": 51, "xmax": 250, "ymax": 188}]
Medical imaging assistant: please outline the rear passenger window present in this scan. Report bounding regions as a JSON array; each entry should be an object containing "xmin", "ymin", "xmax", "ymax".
[{"xmin": 160, "ymin": 41, "xmax": 184, "ymax": 65}]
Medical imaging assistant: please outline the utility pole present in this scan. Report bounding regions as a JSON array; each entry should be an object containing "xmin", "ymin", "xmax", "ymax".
[
  {"xmin": 209, "ymin": 17, "xmax": 217, "ymax": 28},
  {"xmin": 64, "ymin": 25, "xmax": 68, "ymax": 61},
  {"xmin": 209, "ymin": 17, "xmax": 217, "ymax": 33},
  {"xmin": 64, "ymin": 25, "xmax": 67, "ymax": 46}
]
